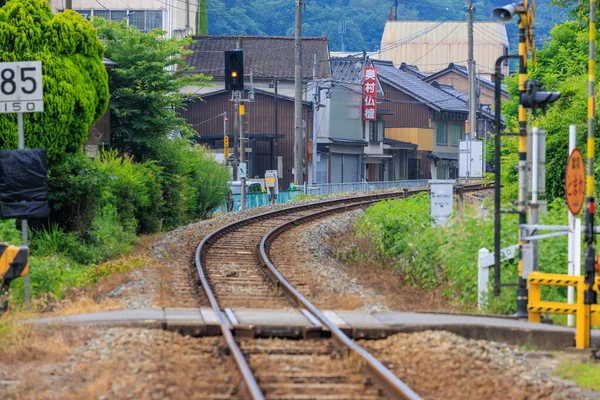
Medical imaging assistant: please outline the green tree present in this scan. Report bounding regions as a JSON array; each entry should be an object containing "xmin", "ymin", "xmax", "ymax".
[
  {"xmin": 0, "ymin": 0, "xmax": 109, "ymax": 163},
  {"xmin": 93, "ymin": 18, "xmax": 212, "ymax": 161}
]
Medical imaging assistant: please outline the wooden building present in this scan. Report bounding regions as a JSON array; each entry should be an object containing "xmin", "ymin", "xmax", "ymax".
[{"xmin": 180, "ymin": 89, "xmax": 313, "ymax": 190}]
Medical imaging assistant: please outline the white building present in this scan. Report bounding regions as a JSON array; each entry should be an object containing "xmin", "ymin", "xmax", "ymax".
[{"xmin": 48, "ymin": 0, "xmax": 200, "ymax": 38}]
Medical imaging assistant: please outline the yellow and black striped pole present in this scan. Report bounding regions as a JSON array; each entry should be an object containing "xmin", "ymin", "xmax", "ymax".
[
  {"xmin": 515, "ymin": 6, "xmax": 530, "ymax": 317},
  {"xmin": 579, "ymin": 0, "xmax": 597, "ymax": 348}
]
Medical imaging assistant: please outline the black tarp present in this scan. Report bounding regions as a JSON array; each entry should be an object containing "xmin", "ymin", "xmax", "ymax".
[
  {"xmin": 0, "ymin": 149, "xmax": 48, "ymax": 219},
  {"xmin": 1, "ymin": 201, "xmax": 49, "ymax": 219},
  {"xmin": 0, "ymin": 149, "xmax": 47, "ymax": 202}
]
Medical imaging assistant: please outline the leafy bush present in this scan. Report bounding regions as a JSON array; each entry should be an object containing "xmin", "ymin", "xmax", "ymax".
[
  {"xmin": 356, "ymin": 194, "xmax": 573, "ymax": 314},
  {"xmin": 155, "ymin": 139, "xmax": 229, "ymax": 228},
  {"xmin": 48, "ymin": 153, "xmax": 106, "ymax": 234},
  {"xmin": 0, "ymin": 220, "xmax": 20, "ymax": 243},
  {"xmin": 0, "ymin": 1, "xmax": 108, "ymax": 164}
]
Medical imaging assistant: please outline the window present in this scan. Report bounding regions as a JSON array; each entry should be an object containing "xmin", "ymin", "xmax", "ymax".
[
  {"xmin": 436, "ymin": 122, "xmax": 447, "ymax": 145},
  {"xmin": 111, "ymin": 10, "xmax": 127, "ymax": 21},
  {"xmin": 74, "ymin": 10, "xmax": 91, "ymax": 18},
  {"xmin": 61, "ymin": 9, "xmax": 163, "ymax": 32},
  {"xmin": 450, "ymin": 124, "xmax": 461, "ymax": 146},
  {"xmin": 369, "ymin": 120, "xmax": 384, "ymax": 142},
  {"xmin": 128, "ymin": 10, "xmax": 145, "ymax": 30},
  {"xmin": 146, "ymin": 11, "xmax": 163, "ymax": 30}
]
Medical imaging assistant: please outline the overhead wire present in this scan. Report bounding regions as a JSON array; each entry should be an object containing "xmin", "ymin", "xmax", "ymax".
[{"xmin": 412, "ymin": 22, "xmax": 463, "ymax": 64}]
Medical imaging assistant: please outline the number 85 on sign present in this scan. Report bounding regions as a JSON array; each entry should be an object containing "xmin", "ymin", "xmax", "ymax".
[{"xmin": 0, "ymin": 61, "xmax": 43, "ymax": 114}]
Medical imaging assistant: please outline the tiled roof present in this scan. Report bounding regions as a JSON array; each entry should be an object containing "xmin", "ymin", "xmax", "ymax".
[
  {"xmin": 383, "ymin": 138, "xmax": 418, "ymax": 149},
  {"xmin": 190, "ymin": 87, "xmax": 312, "ymax": 106},
  {"xmin": 398, "ymin": 62, "xmax": 428, "ymax": 79},
  {"xmin": 430, "ymin": 81, "xmax": 467, "ymax": 102},
  {"xmin": 430, "ymin": 81, "xmax": 495, "ymax": 121},
  {"xmin": 331, "ymin": 56, "xmax": 367, "ymax": 84},
  {"xmin": 185, "ymin": 35, "xmax": 331, "ymax": 80},
  {"xmin": 372, "ymin": 60, "xmax": 468, "ymax": 113},
  {"xmin": 424, "ymin": 63, "xmax": 509, "ymax": 96}
]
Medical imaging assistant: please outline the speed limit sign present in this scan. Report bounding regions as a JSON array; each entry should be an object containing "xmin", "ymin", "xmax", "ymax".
[{"xmin": 0, "ymin": 61, "xmax": 43, "ymax": 114}]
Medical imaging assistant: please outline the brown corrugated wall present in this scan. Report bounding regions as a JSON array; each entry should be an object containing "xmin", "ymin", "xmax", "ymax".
[
  {"xmin": 379, "ymin": 82, "xmax": 430, "ymax": 128},
  {"xmin": 180, "ymin": 91, "xmax": 312, "ymax": 190}
]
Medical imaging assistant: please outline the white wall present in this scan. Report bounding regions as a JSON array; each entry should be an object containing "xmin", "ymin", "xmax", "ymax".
[{"xmin": 49, "ymin": 0, "xmax": 197, "ymax": 37}]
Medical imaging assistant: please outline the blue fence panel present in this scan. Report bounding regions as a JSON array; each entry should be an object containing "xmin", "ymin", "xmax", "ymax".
[{"xmin": 215, "ymin": 180, "xmax": 429, "ymax": 213}]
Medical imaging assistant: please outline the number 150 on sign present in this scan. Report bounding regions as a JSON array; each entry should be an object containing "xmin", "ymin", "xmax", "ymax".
[{"xmin": 0, "ymin": 61, "xmax": 43, "ymax": 114}]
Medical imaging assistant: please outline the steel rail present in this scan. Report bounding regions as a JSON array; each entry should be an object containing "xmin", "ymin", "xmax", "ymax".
[
  {"xmin": 195, "ymin": 183, "xmax": 490, "ymax": 400},
  {"xmin": 195, "ymin": 237, "xmax": 264, "ymax": 400},
  {"xmin": 259, "ymin": 197, "xmax": 422, "ymax": 400},
  {"xmin": 195, "ymin": 190, "xmax": 412, "ymax": 399}
]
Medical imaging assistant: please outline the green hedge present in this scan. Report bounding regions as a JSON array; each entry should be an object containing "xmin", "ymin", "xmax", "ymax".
[
  {"xmin": 356, "ymin": 193, "xmax": 572, "ymax": 314},
  {"xmin": 1, "ymin": 140, "xmax": 229, "ymax": 307}
]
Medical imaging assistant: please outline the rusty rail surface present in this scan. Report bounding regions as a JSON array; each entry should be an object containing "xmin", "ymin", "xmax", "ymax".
[{"xmin": 195, "ymin": 184, "xmax": 491, "ymax": 399}]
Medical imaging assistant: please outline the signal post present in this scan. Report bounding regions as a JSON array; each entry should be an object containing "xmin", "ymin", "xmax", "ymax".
[{"xmin": 225, "ymin": 50, "xmax": 247, "ymax": 210}]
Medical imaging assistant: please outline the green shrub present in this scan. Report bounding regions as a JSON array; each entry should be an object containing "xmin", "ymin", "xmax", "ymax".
[
  {"xmin": 48, "ymin": 153, "xmax": 107, "ymax": 234},
  {"xmin": 356, "ymin": 195, "xmax": 573, "ymax": 314},
  {"xmin": 0, "ymin": 1, "xmax": 109, "ymax": 164},
  {"xmin": 8, "ymin": 254, "xmax": 86, "ymax": 306},
  {"xmin": 155, "ymin": 139, "xmax": 229, "ymax": 228},
  {"xmin": 0, "ymin": 220, "xmax": 20, "ymax": 243}
]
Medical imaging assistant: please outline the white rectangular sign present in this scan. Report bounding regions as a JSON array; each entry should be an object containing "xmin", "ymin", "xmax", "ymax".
[
  {"xmin": 459, "ymin": 140, "xmax": 483, "ymax": 178},
  {"xmin": 0, "ymin": 61, "xmax": 43, "ymax": 113},
  {"xmin": 430, "ymin": 180, "xmax": 453, "ymax": 226},
  {"xmin": 238, "ymin": 162, "xmax": 247, "ymax": 179}
]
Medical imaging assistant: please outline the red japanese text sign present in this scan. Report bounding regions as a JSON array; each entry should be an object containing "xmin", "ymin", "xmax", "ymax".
[
  {"xmin": 566, "ymin": 148, "xmax": 585, "ymax": 215},
  {"xmin": 363, "ymin": 67, "xmax": 377, "ymax": 121}
]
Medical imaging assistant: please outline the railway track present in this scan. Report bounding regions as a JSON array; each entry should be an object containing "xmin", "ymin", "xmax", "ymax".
[{"xmin": 195, "ymin": 184, "xmax": 490, "ymax": 400}]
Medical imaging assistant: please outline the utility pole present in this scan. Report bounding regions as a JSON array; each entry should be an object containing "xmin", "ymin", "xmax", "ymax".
[
  {"xmin": 467, "ymin": 0, "xmax": 477, "ymax": 140},
  {"xmin": 294, "ymin": 0, "xmax": 304, "ymax": 185},
  {"xmin": 274, "ymin": 79, "xmax": 279, "ymax": 178},
  {"xmin": 240, "ymin": 100, "xmax": 246, "ymax": 211},
  {"xmin": 233, "ymin": 100, "xmax": 239, "ymax": 181},
  {"xmin": 65, "ymin": 0, "xmax": 72, "ymax": 9},
  {"xmin": 312, "ymin": 54, "xmax": 318, "ymax": 185}
]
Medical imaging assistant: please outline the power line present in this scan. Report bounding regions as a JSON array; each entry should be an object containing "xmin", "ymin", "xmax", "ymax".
[{"xmin": 412, "ymin": 22, "xmax": 463, "ymax": 64}]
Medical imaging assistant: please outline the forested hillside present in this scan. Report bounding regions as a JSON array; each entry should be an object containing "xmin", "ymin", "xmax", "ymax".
[{"xmin": 206, "ymin": 0, "xmax": 569, "ymax": 52}]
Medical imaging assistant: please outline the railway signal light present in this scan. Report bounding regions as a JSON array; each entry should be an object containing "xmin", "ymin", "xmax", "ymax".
[
  {"xmin": 225, "ymin": 50, "xmax": 244, "ymax": 91},
  {"xmin": 520, "ymin": 80, "xmax": 561, "ymax": 115}
]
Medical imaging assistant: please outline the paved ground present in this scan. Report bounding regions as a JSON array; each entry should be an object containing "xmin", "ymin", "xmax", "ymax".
[{"xmin": 31, "ymin": 307, "xmax": 597, "ymax": 350}]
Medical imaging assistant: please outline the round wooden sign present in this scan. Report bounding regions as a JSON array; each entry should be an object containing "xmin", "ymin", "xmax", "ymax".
[{"xmin": 566, "ymin": 148, "xmax": 585, "ymax": 215}]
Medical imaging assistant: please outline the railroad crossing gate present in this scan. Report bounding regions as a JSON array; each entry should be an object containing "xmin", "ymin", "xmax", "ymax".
[
  {"xmin": 528, "ymin": 272, "xmax": 600, "ymax": 348},
  {"xmin": 0, "ymin": 243, "xmax": 29, "ymax": 280},
  {"xmin": 0, "ymin": 243, "xmax": 29, "ymax": 313}
]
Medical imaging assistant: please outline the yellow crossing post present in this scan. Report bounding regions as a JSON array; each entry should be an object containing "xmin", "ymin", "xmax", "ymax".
[{"xmin": 528, "ymin": 272, "xmax": 600, "ymax": 348}]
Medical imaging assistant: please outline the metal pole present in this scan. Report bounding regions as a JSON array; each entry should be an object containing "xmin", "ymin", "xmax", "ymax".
[
  {"xmin": 294, "ymin": 0, "xmax": 303, "ymax": 185},
  {"xmin": 580, "ymin": 0, "xmax": 597, "ymax": 347},
  {"xmin": 494, "ymin": 54, "xmax": 518, "ymax": 297},
  {"xmin": 240, "ymin": 98, "xmax": 246, "ymax": 211},
  {"xmin": 515, "ymin": 12, "xmax": 529, "ymax": 317},
  {"xmin": 17, "ymin": 113, "xmax": 30, "ymax": 309},
  {"xmin": 467, "ymin": 0, "xmax": 477, "ymax": 139},
  {"xmin": 312, "ymin": 55, "xmax": 318, "ymax": 185},
  {"xmin": 530, "ymin": 127, "xmax": 539, "ymax": 273},
  {"xmin": 568, "ymin": 124, "xmax": 577, "ymax": 326},
  {"xmin": 65, "ymin": 0, "xmax": 72, "ymax": 9},
  {"xmin": 233, "ymin": 98, "xmax": 239, "ymax": 181},
  {"xmin": 274, "ymin": 79, "xmax": 279, "ymax": 180}
]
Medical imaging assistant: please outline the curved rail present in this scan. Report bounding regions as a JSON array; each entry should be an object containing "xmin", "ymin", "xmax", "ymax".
[
  {"xmin": 195, "ymin": 184, "xmax": 491, "ymax": 399},
  {"xmin": 195, "ymin": 235, "xmax": 264, "ymax": 399},
  {"xmin": 195, "ymin": 191, "xmax": 410, "ymax": 399},
  {"xmin": 259, "ymin": 199, "xmax": 421, "ymax": 400}
]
